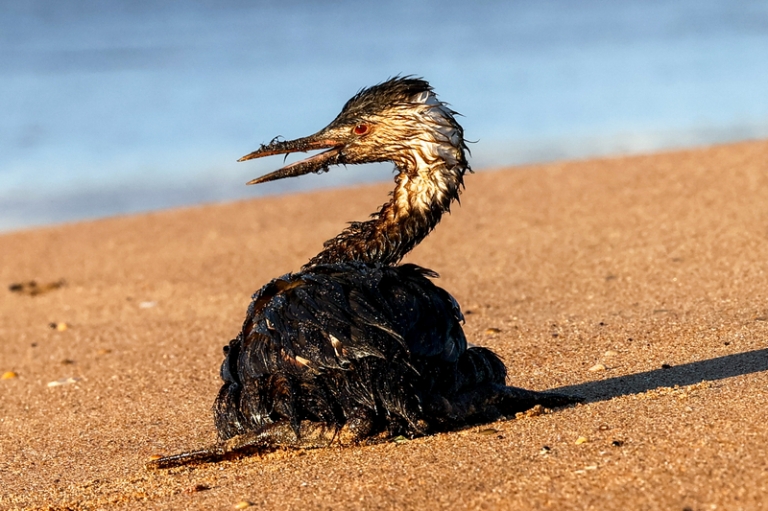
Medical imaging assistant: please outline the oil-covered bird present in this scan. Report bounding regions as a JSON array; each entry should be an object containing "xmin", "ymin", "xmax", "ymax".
[{"xmin": 149, "ymin": 77, "xmax": 579, "ymax": 468}]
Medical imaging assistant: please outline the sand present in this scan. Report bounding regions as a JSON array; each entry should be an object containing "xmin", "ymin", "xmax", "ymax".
[{"xmin": 1, "ymin": 140, "xmax": 768, "ymax": 510}]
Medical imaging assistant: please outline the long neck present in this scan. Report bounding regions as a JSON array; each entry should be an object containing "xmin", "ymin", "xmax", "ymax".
[{"xmin": 305, "ymin": 153, "xmax": 469, "ymax": 269}]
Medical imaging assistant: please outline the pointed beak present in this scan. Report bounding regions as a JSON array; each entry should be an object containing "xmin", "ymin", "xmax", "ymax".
[{"xmin": 238, "ymin": 132, "xmax": 346, "ymax": 185}]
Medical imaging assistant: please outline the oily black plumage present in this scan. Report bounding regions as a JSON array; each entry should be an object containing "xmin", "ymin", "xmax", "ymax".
[
  {"xmin": 214, "ymin": 263, "xmax": 511, "ymax": 442},
  {"xmin": 148, "ymin": 77, "xmax": 578, "ymax": 469}
]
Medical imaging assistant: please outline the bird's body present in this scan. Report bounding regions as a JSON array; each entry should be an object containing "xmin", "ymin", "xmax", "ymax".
[
  {"xmin": 149, "ymin": 78, "xmax": 578, "ymax": 469},
  {"xmin": 215, "ymin": 262, "xmax": 511, "ymax": 445}
]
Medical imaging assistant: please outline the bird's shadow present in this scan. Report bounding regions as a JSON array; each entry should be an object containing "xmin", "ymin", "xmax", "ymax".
[{"xmin": 548, "ymin": 348, "xmax": 768, "ymax": 403}]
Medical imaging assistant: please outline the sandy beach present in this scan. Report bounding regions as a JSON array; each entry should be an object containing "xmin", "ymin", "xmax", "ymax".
[{"xmin": 2, "ymin": 140, "xmax": 768, "ymax": 510}]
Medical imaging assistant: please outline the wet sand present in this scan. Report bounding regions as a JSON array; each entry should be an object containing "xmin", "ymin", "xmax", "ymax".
[{"xmin": 2, "ymin": 140, "xmax": 768, "ymax": 510}]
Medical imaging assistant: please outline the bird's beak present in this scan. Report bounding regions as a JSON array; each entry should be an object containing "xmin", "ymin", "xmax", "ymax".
[{"xmin": 238, "ymin": 131, "xmax": 345, "ymax": 185}]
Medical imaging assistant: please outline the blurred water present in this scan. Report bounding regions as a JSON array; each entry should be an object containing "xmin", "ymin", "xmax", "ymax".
[{"xmin": 1, "ymin": 0, "xmax": 767, "ymax": 232}]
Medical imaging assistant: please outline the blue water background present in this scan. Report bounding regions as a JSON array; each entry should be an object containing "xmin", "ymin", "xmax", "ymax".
[{"xmin": 1, "ymin": 0, "xmax": 767, "ymax": 232}]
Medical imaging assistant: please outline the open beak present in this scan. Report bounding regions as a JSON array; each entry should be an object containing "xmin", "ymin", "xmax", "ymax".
[{"xmin": 238, "ymin": 132, "xmax": 345, "ymax": 185}]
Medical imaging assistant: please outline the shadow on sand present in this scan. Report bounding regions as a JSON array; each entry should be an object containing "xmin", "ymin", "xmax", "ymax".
[{"xmin": 550, "ymin": 348, "xmax": 768, "ymax": 403}]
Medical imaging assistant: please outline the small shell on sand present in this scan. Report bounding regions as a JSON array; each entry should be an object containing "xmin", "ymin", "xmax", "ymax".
[{"xmin": 47, "ymin": 377, "xmax": 81, "ymax": 387}]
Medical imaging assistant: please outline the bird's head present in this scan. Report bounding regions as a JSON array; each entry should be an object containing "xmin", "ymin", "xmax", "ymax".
[{"xmin": 239, "ymin": 77, "xmax": 468, "ymax": 185}]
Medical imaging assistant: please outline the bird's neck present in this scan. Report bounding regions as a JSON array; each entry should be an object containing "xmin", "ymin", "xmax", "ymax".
[{"xmin": 305, "ymin": 144, "xmax": 469, "ymax": 269}]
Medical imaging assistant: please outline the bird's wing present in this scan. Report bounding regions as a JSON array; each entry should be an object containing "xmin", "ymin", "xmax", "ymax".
[
  {"xmin": 226, "ymin": 263, "xmax": 467, "ymax": 379},
  {"xmin": 376, "ymin": 264, "xmax": 467, "ymax": 363},
  {"xmin": 234, "ymin": 265, "xmax": 413, "ymax": 378}
]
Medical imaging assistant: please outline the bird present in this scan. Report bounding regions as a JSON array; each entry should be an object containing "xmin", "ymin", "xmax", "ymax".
[{"xmin": 148, "ymin": 77, "xmax": 579, "ymax": 469}]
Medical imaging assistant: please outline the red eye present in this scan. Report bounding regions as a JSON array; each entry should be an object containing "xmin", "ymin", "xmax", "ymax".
[{"xmin": 353, "ymin": 124, "xmax": 369, "ymax": 135}]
